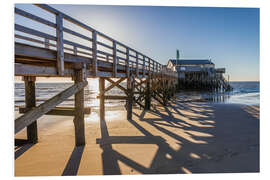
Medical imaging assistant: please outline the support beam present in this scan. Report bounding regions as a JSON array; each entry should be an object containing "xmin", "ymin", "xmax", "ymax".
[
  {"xmin": 23, "ymin": 76, "xmax": 38, "ymax": 144},
  {"xmin": 56, "ymin": 13, "xmax": 65, "ymax": 76},
  {"xmin": 144, "ymin": 78, "xmax": 151, "ymax": 110},
  {"xmin": 99, "ymin": 77, "xmax": 105, "ymax": 121},
  {"xmin": 92, "ymin": 31, "xmax": 98, "ymax": 76},
  {"xmin": 104, "ymin": 77, "xmax": 127, "ymax": 94},
  {"xmin": 19, "ymin": 106, "xmax": 91, "ymax": 116},
  {"xmin": 127, "ymin": 76, "xmax": 134, "ymax": 120},
  {"xmin": 15, "ymin": 80, "xmax": 88, "ymax": 134},
  {"xmin": 73, "ymin": 66, "xmax": 87, "ymax": 146}
]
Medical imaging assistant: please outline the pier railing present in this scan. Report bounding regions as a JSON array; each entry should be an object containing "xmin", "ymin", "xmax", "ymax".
[{"xmin": 15, "ymin": 4, "xmax": 177, "ymax": 79}]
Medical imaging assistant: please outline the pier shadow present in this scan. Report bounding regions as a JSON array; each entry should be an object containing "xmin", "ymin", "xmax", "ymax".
[
  {"xmin": 96, "ymin": 98, "xmax": 221, "ymax": 174},
  {"xmin": 15, "ymin": 142, "xmax": 35, "ymax": 160},
  {"xmin": 62, "ymin": 145, "xmax": 85, "ymax": 176}
]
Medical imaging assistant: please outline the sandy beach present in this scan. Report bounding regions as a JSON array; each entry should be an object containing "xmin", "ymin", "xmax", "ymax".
[{"xmin": 14, "ymin": 98, "xmax": 259, "ymax": 176}]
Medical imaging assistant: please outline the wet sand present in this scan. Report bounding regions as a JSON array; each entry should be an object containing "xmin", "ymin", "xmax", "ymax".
[{"xmin": 14, "ymin": 98, "xmax": 259, "ymax": 176}]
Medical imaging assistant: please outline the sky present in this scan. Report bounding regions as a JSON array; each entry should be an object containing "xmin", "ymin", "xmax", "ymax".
[{"xmin": 15, "ymin": 4, "xmax": 259, "ymax": 81}]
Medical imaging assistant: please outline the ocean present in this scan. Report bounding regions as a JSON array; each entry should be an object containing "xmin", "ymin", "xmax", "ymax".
[{"xmin": 14, "ymin": 80, "xmax": 260, "ymax": 109}]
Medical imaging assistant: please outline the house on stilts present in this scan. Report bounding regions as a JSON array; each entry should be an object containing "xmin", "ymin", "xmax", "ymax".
[{"xmin": 167, "ymin": 58, "xmax": 232, "ymax": 91}]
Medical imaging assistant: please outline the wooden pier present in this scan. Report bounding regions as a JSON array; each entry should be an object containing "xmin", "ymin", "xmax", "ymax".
[{"xmin": 14, "ymin": 4, "xmax": 178, "ymax": 147}]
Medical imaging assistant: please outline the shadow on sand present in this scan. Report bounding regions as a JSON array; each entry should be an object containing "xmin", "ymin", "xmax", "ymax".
[{"xmin": 91, "ymin": 95, "xmax": 259, "ymax": 175}]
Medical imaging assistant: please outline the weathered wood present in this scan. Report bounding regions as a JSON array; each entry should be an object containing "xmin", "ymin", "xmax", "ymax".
[
  {"xmin": 44, "ymin": 38, "xmax": 49, "ymax": 49},
  {"xmin": 19, "ymin": 106, "xmax": 91, "ymax": 116},
  {"xmin": 113, "ymin": 41, "xmax": 117, "ymax": 77},
  {"xmin": 73, "ymin": 67, "xmax": 86, "ymax": 146},
  {"xmin": 63, "ymin": 27, "xmax": 92, "ymax": 42},
  {"xmin": 105, "ymin": 78, "xmax": 127, "ymax": 94},
  {"xmin": 16, "ymin": 4, "xmax": 178, "ymax": 80},
  {"xmin": 144, "ymin": 78, "xmax": 151, "ymax": 110},
  {"xmin": 143, "ymin": 56, "xmax": 146, "ymax": 77},
  {"xmin": 56, "ymin": 13, "xmax": 65, "ymax": 76},
  {"xmin": 136, "ymin": 52, "xmax": 139, "ymax": 77},
  {"xmin": 15, "ymin": 7, "xmax": 56, "ymax": 28},
  {"xmin": 97, "ymin": 95, "xmax": 127, "ymax": 100},
  {"xmin": 99, "ymin": 78, "xmax": 105, "ymax": 121},
  {"xmin": 104, "ymin": 78, "xmax": 124, "ymax": 91},
  {"xmin": 15, "ymin": 24, "xmax": 56, "ymax": 41},
  {"xmin": 126, "ymin": 48, "xmax": 130, "ymax": 78},
  {"xmin": 23, "ymin": 76, "xmax": 38, "ymax": 143},
  {"xmin": 126, "ymin": 76, "xmax": 134, "ymax": 120},
  {"xmin": 73, "ymin": 46, "xmax": 77, "ymax": 55},
  {"xmin": 15, "ymin": 81, "xmax": 88, "ymax": 134},
  {"xmin": 15, "ymin": 43, "xmax": 89, "ymax": 64},
  {"xmin": 15, "ymin": 63, "xmax": 75, "ymax": 77},
  {"xmin": 92, "ymin": 31, "xmax": 98, "ymax": 76}
]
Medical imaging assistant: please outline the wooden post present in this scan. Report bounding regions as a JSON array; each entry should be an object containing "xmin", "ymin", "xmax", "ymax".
[
  {"xmin": 126, "ymin": 48, "xmax": 130, "ymax": 78},
  {"xmin": 92, "ymin": 31, "xmax": 97, "ymax": 76},
  {"xmin": 56, "ymin": 13, "xmax": 64, "ymax": 76},
  {"xmin": 23, "ymin": 76, "xmax": 38, "ymax": 144},
  {"xmin": 127, "ymin": 76, "xmax": 134, "ymax": 120},
  {"xmin": 113, "ymin": 41, "xmax": 117, "ymax": 77},
  {"xmin": 15, "ymin": 81, "xmax": 88, "ymax": 134},
  {"xmin": 44, "ymin": 38, "xmax": 49, "ymax": 49},
  {"xmin": 73, "ymin": 65, "xmax": 86, "ymax": 146},
  {"xmin": 136, "ymin": 52, "xmax": 139, "ymax": 77},
  {"xmin": 143, "ymin": 56, "xmax": 146, "ymax": 78},
  {"xmin": 144, "ymin": 77, "xmax": 151, "ymax": 110},
  {"xmin": 99, "ymin": 77, "xmax": 105, "ymax": 121},
  {"xmin": 73, "ymin": 46, "xmax": 77, "ymax": 55}
]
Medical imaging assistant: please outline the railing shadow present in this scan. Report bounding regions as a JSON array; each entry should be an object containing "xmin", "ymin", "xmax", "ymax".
[{"xmin": 96, "ymin": 98, "xmax": 217, "ymax": 174}]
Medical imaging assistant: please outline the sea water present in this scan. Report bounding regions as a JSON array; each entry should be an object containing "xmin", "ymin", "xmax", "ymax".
[{"xmin": 14, "ymin": 80, "xmax": 260, "ymax": 109}]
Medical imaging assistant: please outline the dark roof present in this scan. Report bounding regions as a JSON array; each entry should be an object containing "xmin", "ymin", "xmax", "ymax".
[{"xmin": 169, "ymin": 59, "xmax": 214, "ymax": 65}]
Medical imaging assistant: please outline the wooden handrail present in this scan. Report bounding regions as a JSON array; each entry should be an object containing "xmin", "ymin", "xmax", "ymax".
[{"xmin": 15, "ymin": 4, "xmax": 178, "ymax": 78}]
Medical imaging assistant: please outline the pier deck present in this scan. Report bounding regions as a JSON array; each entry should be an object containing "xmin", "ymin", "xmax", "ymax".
[{"xmin": 14, "ymin": 4, "xmax": 178, "ymax": 146}]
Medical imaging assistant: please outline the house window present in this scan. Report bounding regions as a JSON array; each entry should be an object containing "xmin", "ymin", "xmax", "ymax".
[{"xmin": 180, "ymin": 67, "xmax": 186, "ymax": 71}]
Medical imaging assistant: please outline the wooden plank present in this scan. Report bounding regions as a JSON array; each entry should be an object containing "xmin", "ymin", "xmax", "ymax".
[
  {"xmin": 105, "ymin": 77, "xmax": 127, "ymax": 94},
  {"xmin": 15, "ymin": 63, "xmax": 75, "ymax": 77},
  {"xmin": 63, "ymin": 27, "xmax": 92, "ymax": 42},
  {"xmin": 56, "ymin": 13, "xmax": 65, "ymax": 76},
  {"xmin": 63, "ymin": 39, "xmax": 92, "ymax": 52},
  {"xmin": 31, "ymin": 4, "xmax": 175, "ymax": 79},
  {"xmin": 104, "ymin": 78, "xmax": 125, "ymax": 93},
  {"xmin": 116, "ymin": 49, "xmax": 126, "ymax": 55},
  {"xmin": 97, "ymin": 41, "xmax": 113, "ymax": 50},
  {"xmin": 35, "ymin": 4, "xmax": 95, "ymax": 32},
  {"xmin": 15, "ymin": 34, "xmax": 45, "ymax": 45},
  {"xmin": 15, "ymin": 81, "xmax": 88, "ymax": 134},
  {"xmin": 23, "ymin": 76, "xmax": 38, "ymax": 143},
  {"xmin": 15, "ymin": 24, "xmax": 56, "ymax": 41},
  {"xmin": 112, "ymin": 41, "xmax": 117, "ymax": 77},
  {"xmin": 15, "ymin": 8, "xmax": 56, "ymax": 28},
  {"xmin": 15, "ymin": 43, "xmax": 90, "ymax": 64},
  {"xmin": 97, "ymin": 95, "xmax": 127, "ymax": 100},
  {"xmin": 19, "ymin": 107, "xmax": 91, "ymax": 116},
  {"xmin": 92, "ymin": 31, "xmax": 97, "ymax": 76}
]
